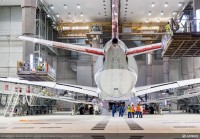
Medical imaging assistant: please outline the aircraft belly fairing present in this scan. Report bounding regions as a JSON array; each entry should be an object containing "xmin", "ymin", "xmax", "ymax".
[{"xmin": 97, "ymin": 69, "xmax": 137, "ymax": 99}]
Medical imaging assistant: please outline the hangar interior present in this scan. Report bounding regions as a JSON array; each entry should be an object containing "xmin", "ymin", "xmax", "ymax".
[{"xmin": 0, "ymin": 0, "xmax": 200, "ymax": 136}]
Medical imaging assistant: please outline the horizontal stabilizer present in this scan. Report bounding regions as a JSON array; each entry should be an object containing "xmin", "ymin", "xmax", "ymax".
[
  {"xmin": 126, "ymin": 43, "xmax": 162, "ymax": 56},
  {"xmin": 18, "ymin": 36, "xmax": 104, "ymax": 56}
]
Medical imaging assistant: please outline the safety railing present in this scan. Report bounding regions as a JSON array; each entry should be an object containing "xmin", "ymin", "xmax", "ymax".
[
  {"xmin": 161, "ymin": 33, "xmax": 172, "ymax": 50},
  {"xmin": 17, "ymin": 61, "xmax": 56, "ymax": 79},
  {"xmin": 169, "ymin": 19, "xmax": 200, "ymax": 34}
]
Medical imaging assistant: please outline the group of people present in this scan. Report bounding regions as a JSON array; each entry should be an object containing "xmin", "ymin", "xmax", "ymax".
[
  {"xmin": 127, "ymin": 104, "xmax": 143, "ymax": 118},
  {"xmin": 111, "ymin": 103, "xmax": 143, "ymax": 118},
  {"xmin": 18, "ymin": 61, "xmax": 47, "ymax": 72}
]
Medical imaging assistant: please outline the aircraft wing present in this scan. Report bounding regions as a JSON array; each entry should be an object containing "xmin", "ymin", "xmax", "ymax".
[
  {"xmin": 126, "ymin": 43, "xmax": 162, "ymax": 56},
  {"xmin": 18, "ymin": 36, "xmax": 104, "ymax": 56},
  {"xmin": 135, "ymin": 78, "xmax": 200, "ymax": 96},
  {"xmin": 0, "ymin": 77, "xmax": 98, "ymax": 97}
]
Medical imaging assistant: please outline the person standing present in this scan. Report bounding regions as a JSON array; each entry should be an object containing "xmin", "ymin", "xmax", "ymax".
[
  {"xmin": 165, "ymin": 22, "xmax": 171, "ymax": 34},
  {"xmin": 136, "ymin": 104, "xmax": 141, "ymax": 118},
  {"xmin": 131, "ymin": 105, "xmax": 135, "ymax": 118},
  {"xmin": 140, "ymin": 105, "xmax": 143, "ymax": 118},
  {"xmin": 127, "ymin": 105, "xmax": 131, "ymax": 118},
  {"xmin": 119, "ymin": 104, "xmax": 124, "ymax": 117},
  {"xmin": 112, "ymin": 104, "xmax": 116, "ymax": 117}
]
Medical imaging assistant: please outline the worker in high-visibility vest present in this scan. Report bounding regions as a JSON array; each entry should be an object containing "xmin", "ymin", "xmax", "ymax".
[
  {"xmin": 131, "ymin": 105, "xmax": 135, "ymax": 118},
  {"xmin": 136, "ymin": 104, "xmax": 141, "ymax": 118},
  {"xmin": 165, "ymin": 22, "xmax": 171, "ymax": 34},
  {"xmin": 127, "ymin": 105, "xmax": 131, "ymax": 118}
]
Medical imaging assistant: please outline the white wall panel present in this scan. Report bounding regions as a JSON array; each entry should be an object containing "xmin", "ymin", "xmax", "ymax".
[
  {"xmin": 152, "ymin": 65, "xmax": 164, "ymax": 84},
  {"xmin": 0, "ymin": 6, "xmax": 22, "ymax": 77},
  {"xmin": 9, "ymin": 53, "xmax": 23, "ymax": 67},
  {"xmin": 0, "ymin": 68, "xmax": 8, "ymax": 77},
  {"xmin": 0, "ymin": 53, "xmax": 9, "ymax": 67}
]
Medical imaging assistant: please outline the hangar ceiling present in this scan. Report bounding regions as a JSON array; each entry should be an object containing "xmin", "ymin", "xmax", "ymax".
[
  {"xmin": 42, "ymin": 0, "xmax": 191, "ymax": 23},
  {"xmin": 0, "ymin": 0, "xmax": 191, "ymax": 23}
]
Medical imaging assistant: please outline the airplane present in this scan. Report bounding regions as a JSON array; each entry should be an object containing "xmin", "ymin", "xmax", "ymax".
[{"xmin": 2, "ymin": 0, "xmax": 200, "ymax": 102}]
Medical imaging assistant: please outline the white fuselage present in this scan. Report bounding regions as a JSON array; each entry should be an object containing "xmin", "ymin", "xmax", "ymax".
[{"xmin": 94, "ymin": 40, "xmax": 138, "ymax": 100}]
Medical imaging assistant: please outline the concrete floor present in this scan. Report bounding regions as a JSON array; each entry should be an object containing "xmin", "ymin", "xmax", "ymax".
[{"xmin": 0, "ymin": 112, "xmax": 199, "ymax": 139}]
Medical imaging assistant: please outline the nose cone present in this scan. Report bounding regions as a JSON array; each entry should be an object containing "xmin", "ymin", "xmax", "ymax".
[{"xmin": 98, "ymin": 69, "xmax": 137, "ymax": 98}]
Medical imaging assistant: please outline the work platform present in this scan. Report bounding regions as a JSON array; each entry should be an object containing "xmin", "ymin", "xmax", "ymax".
[
  {"xmin": 17, "ymin": 72, "xmax": 55, "ymax": 81},
  {"xmin": 162, "ymin": 33, "xmax": 200, "ymax": 58},
  {"xmin": 17, "ymin": 61, "xmax": 56, "ymax": 81}
]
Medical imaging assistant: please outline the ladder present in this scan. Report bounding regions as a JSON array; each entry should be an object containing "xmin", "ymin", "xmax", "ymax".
[{"xmin": 4, "ymin": 92, "xmax": 20, "ymax": 117}]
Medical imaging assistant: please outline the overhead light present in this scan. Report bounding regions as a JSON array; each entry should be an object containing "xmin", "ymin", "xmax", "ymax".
[
  {"xmin": 68, "ymin": 13, "xmax": 71, "ymax": 17},
  {"xmin": 64, "ymin": 4, "xmax": 67, "ymax": 9},
  {"xmin": 47, "ymin": 14, "xmax": 50, "ymax": 18},
  {"xmin": 173, "ymin": 11, "xmax": 177, "ymax": 15},
  {"xmin": 56, "ymin": 13, "xmax": 59, "ymax": 17},
  {"xmin": 151, "ymin": 2, "xmax": 155, "ymax": 7},
  {"xmin": 114, "ymin": 12, "xmax": 117, "ymax": 16},
  {"xmin": 157, "ymin": 18, "xmax": 160, "ymax": 22},
  {"xmin": 148, "ymin": 11, "xmax": 151, "ymax": 16},
  {"xmin": 50, "ymin": 4, "xmax": 54, "ymax": 9},
  {"xmin": 77, "ymin": 4, "xmax": 80, "ymax": 9},
  {"xmin": 164, "ymin": 2, "xmax": 168, "ymax": 7},
  {"xmin": 161, "ymin": 11, "xmax": 164, "ymax": 16},
  {"xmin": 146, "ymin": 19, "xmax": 149, "ymax": 23},
  {"xmin": 81, "ymin": 12, "xmax": 83, "ymax": 17},
  {"xmin": 39, "ymin": 57, "xmax": 43, "ymax": 62},
  {"xmin": 178, "ymin": 2, "xmax": 183, "ymax": 7}
]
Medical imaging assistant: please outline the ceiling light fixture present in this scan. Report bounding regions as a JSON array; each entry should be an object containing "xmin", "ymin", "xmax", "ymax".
[
  {"xmin": 81, "ymin": 12, "xmax": 83, "ymax": 17},
  {"xmin": 146, "ymin": 19, "xmax": 149, "ymax": 23},
  {"xmin": 148, "ymin": 11, "xmax": 151, "ymax": 16},
  {"xmin": 178, "ymin": 2, "xmax": 183, "ymax": 7},
  {"xmin": 64, "ymin": 4, "xmax": 67, "ymax": 9},
  {"xmin": 173, "ymin": 11, "xmax": 177, "ymax": 15},
  {"xmin": 164, "ymin": 2, "xmax": 168, "ymax": 7},
  {"xmin": 157, "ymin": 18, "xmax": 160, "ymax": 22},
  {"xmin": 47, "ymin": 14, "xmax": 50, "ymax": 18},
  {"xmin": 56, "ymin": 13, "xmax": 59, "ymax": 17},
  {"xmin": 161, "ymin": 11, "xmax": 164, "ymax": 16},
  {"xmin": 68, "ymin": 13, "xmax": 71, "ymax": 17},
  {"xmin": 77, "ymin": 4, "xmax": 80, "ymax": 9},
  {"xmin": 151, "ymin": 2, "xmax": 155, "ymax": 7},
  {"xmin": 50, "ymin": 4, "xmax": 54, "ymax": 9}
]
